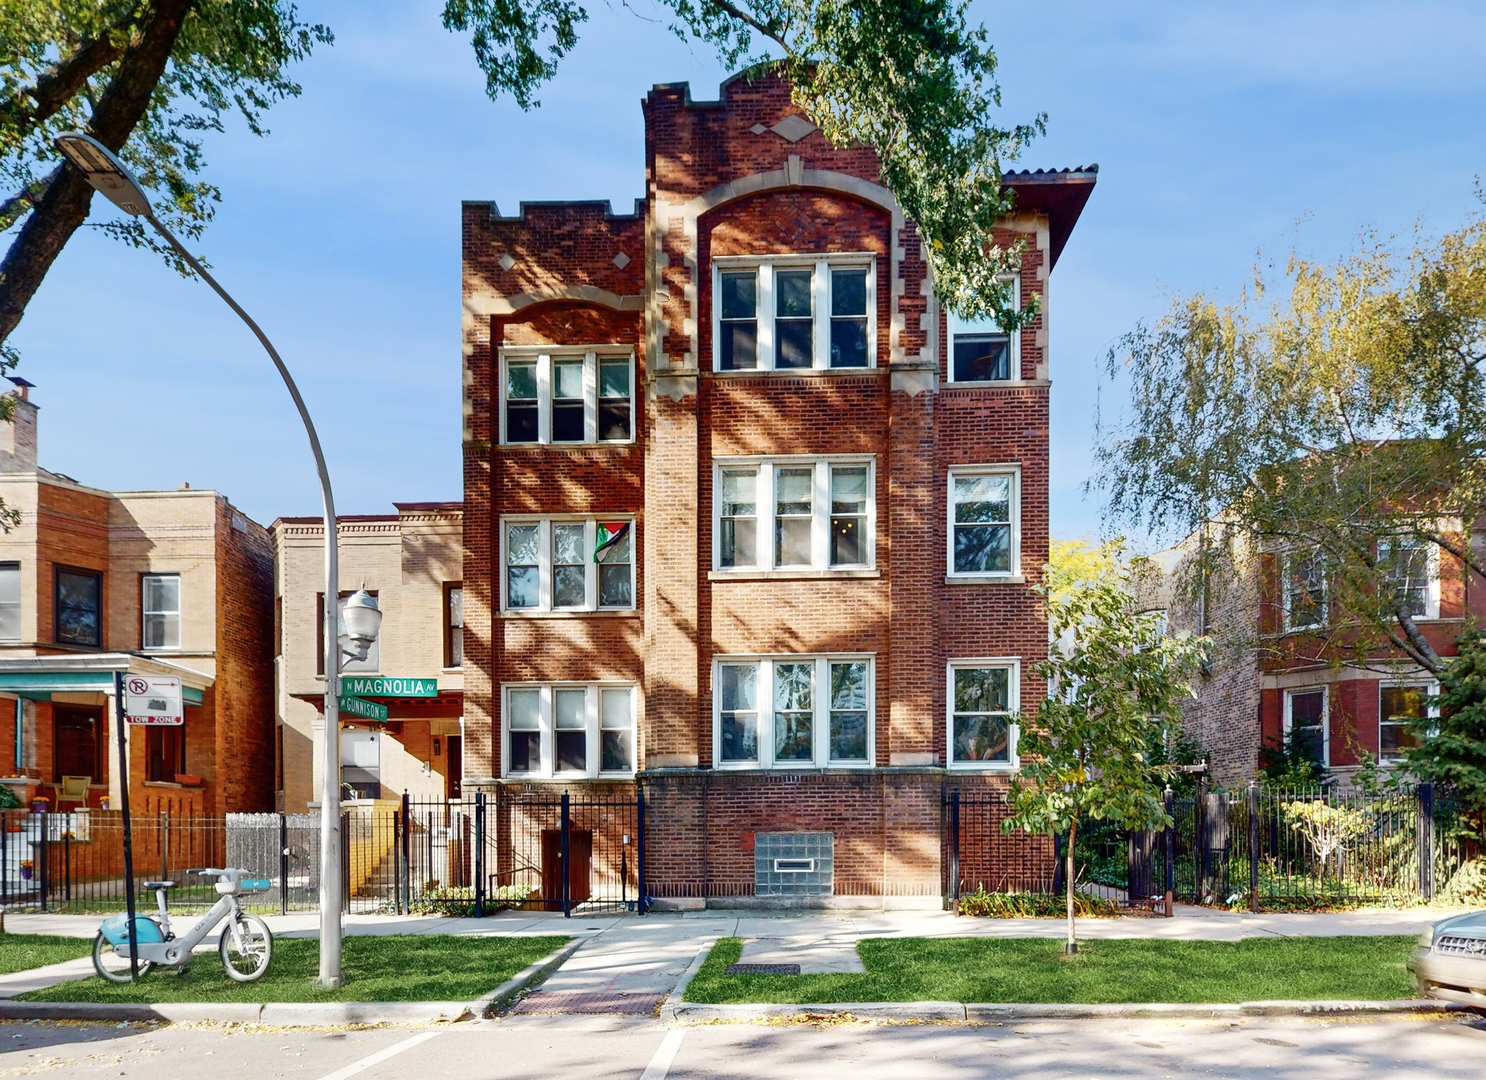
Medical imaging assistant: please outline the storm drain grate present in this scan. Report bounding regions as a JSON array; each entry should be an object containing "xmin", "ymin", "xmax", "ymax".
[{"xmin": 725, "ymin": 963, "xmax": 801, "ymax": 976}]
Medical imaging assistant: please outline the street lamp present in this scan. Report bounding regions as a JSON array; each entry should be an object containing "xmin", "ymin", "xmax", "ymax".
[
  {"xmin": 340, "ymin": 586, "xmax": 382, "ymax": 662},
  {"xmin": 54, "ymin": 131, "xmax": 369, "ymax": 987}
]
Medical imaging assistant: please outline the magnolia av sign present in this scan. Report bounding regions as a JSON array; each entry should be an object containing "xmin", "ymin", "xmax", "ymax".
[{"xmin": 339, "ymin": 677, "xmax": 438, "ymax": 698}]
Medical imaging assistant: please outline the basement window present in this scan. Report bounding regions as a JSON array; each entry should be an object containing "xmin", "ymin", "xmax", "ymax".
[{"xmin": 500, "ymin": 350, "xmax": 635, "ymax": 445}]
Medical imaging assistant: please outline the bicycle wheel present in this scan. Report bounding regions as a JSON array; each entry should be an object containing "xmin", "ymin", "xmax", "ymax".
[
  {"xmin": 219, "ymin": 914, "xmax": 273, "ymax": 982},
  {"xmin": 92, "ymin": 931, "xmax": 154, "ymax": 983}
]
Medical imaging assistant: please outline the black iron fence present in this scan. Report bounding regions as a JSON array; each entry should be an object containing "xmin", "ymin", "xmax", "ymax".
[
  {"xmin": 0, "ymin": 789, "xmax": 649, "ymax": 918},
  {"xmin": 947, "ymin": 782, "xmax": 1479, "ymax": 912}
]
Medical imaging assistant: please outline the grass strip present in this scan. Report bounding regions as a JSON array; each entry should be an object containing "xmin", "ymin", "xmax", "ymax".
[
  {"xmin": 18, "ymin": 933, "xmax": 566, "ymax": 1004},
  {"xmin": 0, "ymin": 933, "xmax": 92, "ymax": 975},
  {"xmin": 686, "ymin": 935, "xmax": 1420, "ymax": 1005}
]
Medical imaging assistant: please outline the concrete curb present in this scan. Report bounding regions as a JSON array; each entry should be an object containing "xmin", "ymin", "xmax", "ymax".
[
  {"xmin": 666, "ymin": 998, "xmax": 1473, "ymax": 1025},
  {"xmin": 473, "ymin": 938, "xmax": 584, "ymax": 1018},
  {"xmin": 658, "ymin": 943, "xmax": 715, "ymax": 1022}
]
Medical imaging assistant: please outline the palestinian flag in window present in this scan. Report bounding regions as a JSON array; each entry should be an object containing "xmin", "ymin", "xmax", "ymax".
[{"xmin": 594, "ymin": 521, "xmax": 631, "ymax": 563}]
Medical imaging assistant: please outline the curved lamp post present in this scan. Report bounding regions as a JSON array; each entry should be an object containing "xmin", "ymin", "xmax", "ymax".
[{"xmin": 53, "ymin": 132, "xmax": 374, "ymax": 987}]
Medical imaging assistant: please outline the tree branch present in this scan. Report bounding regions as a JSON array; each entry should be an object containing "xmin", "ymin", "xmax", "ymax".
[
  {"xmin": 703, "ymin": 0, "xmax": 791, "ymax": 52},
  {"xmin": 0, "ymin": 6, "xmax": 144, "ymax": 134}
]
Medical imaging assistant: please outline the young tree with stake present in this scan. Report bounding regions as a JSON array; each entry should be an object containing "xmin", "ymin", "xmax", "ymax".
[{"xmin": 1004, "ymin": 540, "xmax": 1208, "ymax": 953}]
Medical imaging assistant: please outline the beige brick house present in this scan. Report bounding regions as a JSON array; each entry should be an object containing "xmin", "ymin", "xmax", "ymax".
[
  {"xmin": 272, "ymin": 504, "xmax": 464, "ymax": 812},
  {"xmin": 0, "ymin": 382, "xmax": 275, "ymax": 816}
]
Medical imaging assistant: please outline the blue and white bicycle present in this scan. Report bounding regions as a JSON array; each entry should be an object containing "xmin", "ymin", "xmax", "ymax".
[{"xmin": 93, "ymin": 868, "xmax": 274, "ymax": 983}]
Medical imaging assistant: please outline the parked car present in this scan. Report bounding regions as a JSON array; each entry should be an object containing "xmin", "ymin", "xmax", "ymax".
[{"xmin": 1409, "ymin": 910, "xmax": 1486, "ymax": 1007}]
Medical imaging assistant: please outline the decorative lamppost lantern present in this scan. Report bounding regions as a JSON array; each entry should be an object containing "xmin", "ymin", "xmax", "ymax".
[{"xmin": 340, "ymin": 586, "xmax": 382, "ymax": 662}]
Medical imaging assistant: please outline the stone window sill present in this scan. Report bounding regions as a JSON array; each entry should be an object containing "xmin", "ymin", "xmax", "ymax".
[
  {"xmin": 709, "ymin": 569, "xmax": 880, "ymax": 581},
  {"xmin": 499, "ymin": 610, "xmax": 640, "ymax": 619},
  {"xmin": 944, "ymin": 574, "xmax": 1027, "ymax": 585}
]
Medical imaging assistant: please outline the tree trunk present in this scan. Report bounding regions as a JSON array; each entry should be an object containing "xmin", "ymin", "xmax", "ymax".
[
  {"xmin": 1065, "ymin": 817, "xmax": 1078, "ymax": 955},
  {"xmin": 0, "ymin": 0, "xmax": 195, "ymax": 350}
]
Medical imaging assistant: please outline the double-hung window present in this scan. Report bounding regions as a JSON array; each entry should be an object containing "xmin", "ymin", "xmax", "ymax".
[
  {"xmin": 503, "ymin": 683, "xmax": 636, "ymax": 777},
  {"xmin": 947, "ymin": 660, "xmax": 1019, "ymax": 768},
  {"xmin": 1379, "ymin": 683, "xmax": 1433, "ymax": 761},
  {"xmin": 947, "ymin": 276, "xmax": 1020, "ymax": 383},
  {"xmin": 503, "ymin": 518, "xmax": 634, "ymax": 613},
  {"xmin": 141, "ymin": 573, "xmax": 181, "ymax": 650},
  {"xmin": 1283, "ymin": 551, "xmax": 1327, "ymax": 631},
  {"xmin": 947, "ymin": 467, "xmax": 1019, "ymax": 578},
  {"xmin": 713, "ymin": 257, "xmax": 875, "ymax": 371},
  {"xmin": 0, "ymin": 562, "xmax": 19, "ymax": 643},
  {"xmin": 715, "ymin": 655, "xmax": 873, "ymax": 769},
  {"xmin": 1379, "ymin": 538, "xmax": 1439, "ymax": 620},
  {"xmin": 714, "ymin": 458, "xmax": 874, "ymax": 572},
  {"xmin": 54, "ymin": 567, "xmax": 102, "ymax": 648},
  {"xmin": 444, "ymin": 583, "xmax": 463, "ymax": 668},
  {"xmin": 1284, "ymin": 687, "xmax": 1328, "ymax": 766},
  {"xmin": 500, "ymin": 350, "xmax": 635, "ymax": 445}
]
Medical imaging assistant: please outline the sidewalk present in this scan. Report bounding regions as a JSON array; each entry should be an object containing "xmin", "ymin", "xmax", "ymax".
[{"xmin": 0, "ymin": 904, "xmax": 1459, "ymax": 1004}]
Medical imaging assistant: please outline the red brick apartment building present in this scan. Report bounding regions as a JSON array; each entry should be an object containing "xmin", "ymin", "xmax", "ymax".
[
  {"xmin": 1158, "ymin": 529, "xmax": 1476, "ymax": 790},
  {"xmin": 0, "ymin": 382, "xmax": 275, "ymax": 817},
  {"xmin": 462, "ymin": 72, "xmax": 1095, "ymax": 906}
]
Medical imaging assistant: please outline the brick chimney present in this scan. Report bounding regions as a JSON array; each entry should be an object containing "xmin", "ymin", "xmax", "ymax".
[{"xmin": 0, "ymin": 382, "xmax": 39, "ymax": 473}]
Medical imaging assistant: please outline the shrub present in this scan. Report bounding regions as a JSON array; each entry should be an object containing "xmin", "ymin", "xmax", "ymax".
[
  {"xmin": 408, "ymin": 884, "xmax": 533, "ymax": 916},
  {"xmin": 956, "ymin": 887, "xmax": 1119, "ymax": 918},
  {"xmin": 1439, "ymin": 858, "xmax": 1486, "ymax": 907}
]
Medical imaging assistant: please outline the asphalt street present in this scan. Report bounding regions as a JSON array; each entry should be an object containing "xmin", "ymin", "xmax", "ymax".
[{"xmin": 1, "ymin": 1014, "xmax": 1483, "ymax": 1080}]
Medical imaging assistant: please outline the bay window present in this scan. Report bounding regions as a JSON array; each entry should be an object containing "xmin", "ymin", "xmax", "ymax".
[
  {"xmin": 713, "ymin": 256, "xmax": 875, "ymax": 371},
  {"xmin": 714, "ymin": 656, "xmax": 873, "ymax": 769},
  {"xmin": 947, "ymin": 660, "xmax": 1019, "ymax": 768},
  {"xmin": 503, "ymin": 683, "xmax": 635, "ymax": 778},
  {"xmin": 502, "ymin": 518, "xmax": 634, "ymax": 613},
  {"xmin": 500, "ymin": 349, "xmax": 635, "ymax": 445},
  {"xmin": 714, "ymin": 458, "xmax": 874, "ymax": 572}
]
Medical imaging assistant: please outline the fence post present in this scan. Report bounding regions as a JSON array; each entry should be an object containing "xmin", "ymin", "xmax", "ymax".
[
  {"xmin": 560, "ymin": 790, "xmax": 571, "ymax": 918},
  {"xmin": 1, "ymin": 811, "xmax": 8, "ymax": 911},
  {"xmin": 947, "ymin": 788, "xmax": 961, "ymax": 911},
  {"xmin": 1417, "ymin": 782, "xmax": 1436, "ymax": 902},
  {"xmin": 1163, "ymin": 785, "xmax": 1174, "ymax": 917},
  {"xmin": 474, "ymin": 791, "xmax": 486, "ymax": 918},
  {"xmin": 160, "ymin": 812, "xmax": 169, "ymax": 882},
  {"xmin": 1194, "ymin": 776, "xmax": 1208, "ymax": 904},
  {"xmin": 1247, "ymin": 781, "xmax": 1260, "ymax": 913},
  {"xmin": 279, "ymin": 813, "xmax": 289, "ymax": 916},
  {"xmin": 341, "ymin": 810, "xmax": 350, "ymax": 915},
  {"xmin": 38, "ymin": 813, "xmax": 47, "ymax": 912},
  {"xmin": 401, "ymin": 791, "xmax": 411, "ymax": 915},
  {"xmin": 636, "ymin": 787, "xmax": 647, "ymax": 916}
]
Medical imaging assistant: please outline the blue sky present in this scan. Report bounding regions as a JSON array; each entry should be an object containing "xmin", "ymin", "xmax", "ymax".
[{"xmin": 9, "ymin": 1, "xmax": 1486, "ymax": 542}]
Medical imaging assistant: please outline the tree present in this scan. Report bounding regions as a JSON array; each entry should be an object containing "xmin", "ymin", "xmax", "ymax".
[
  {"xmin": 1093, "ymin": 210, "xmax": 1486, "ymax": 675},
  {"xmin": 1403, "ymin": 630, "xmax": 1486, "ymax": 843},
  {"xmin": 1004, "ymin": 539, "xmax": 1208, "ymax": 953},
  {"xmin": 0, "ymin": 2, "xmax": 331, "ymax": 367}
]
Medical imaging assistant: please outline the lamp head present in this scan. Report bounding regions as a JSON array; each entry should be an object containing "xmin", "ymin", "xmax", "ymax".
[
  {"xmin": 53, "ymin": 133, "xmax": 151, "ymax": 217},
  {"xmin": 340, "ymin": 586, "xmax": 382, "ymax": 654}
]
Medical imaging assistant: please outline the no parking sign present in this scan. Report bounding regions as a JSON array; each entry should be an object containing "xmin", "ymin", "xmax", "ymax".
[{"xmin": 124, "ymin": 675, "xmax": 183, "ymax": 725}]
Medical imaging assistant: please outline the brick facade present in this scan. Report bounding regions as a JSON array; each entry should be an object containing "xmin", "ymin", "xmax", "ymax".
[{"xmin": 463, "ymin": 71, "xmax": 1094, "ymax": 905}]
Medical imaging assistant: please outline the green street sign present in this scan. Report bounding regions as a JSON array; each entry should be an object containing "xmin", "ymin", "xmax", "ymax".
[
  {"xmin": 340, "ymin": 676, "xmax": 439, "ymax": 699},
  {"xmin": 338, "ymin": 695, "xmax": 388, "ymax": 722}
]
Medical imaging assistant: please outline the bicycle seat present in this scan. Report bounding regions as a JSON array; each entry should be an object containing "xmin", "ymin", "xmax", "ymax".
[{"xmin": 143, "ymin": 881, "xmax": 176, "ymax": 890}]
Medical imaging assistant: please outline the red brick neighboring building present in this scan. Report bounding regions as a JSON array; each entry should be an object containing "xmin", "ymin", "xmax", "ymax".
[{"xmin": 462, "ymin": 72, "xmax": 1096, "ymax": 906}]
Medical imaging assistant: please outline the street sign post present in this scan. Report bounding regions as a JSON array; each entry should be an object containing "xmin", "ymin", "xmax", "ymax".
[
  {"xmin": 338, "ymin": 695, "xmax": 388, "ymax": 722},
  {"xmin": 124, "ymin": 676, "xmax": 183, "ymax": 725}
]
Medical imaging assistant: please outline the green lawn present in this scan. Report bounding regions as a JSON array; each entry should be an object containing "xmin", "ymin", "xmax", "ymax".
[
  {"xmin": 19, "ymin": 934, "xmax": 566, "ymax": 1004},
  {"xmin": 0, "ymin": 933, "xmax": 92, "ymax": 974},
  {"xmin": 686, "ymin": 936, "xmax": 1420, "ymax": 1004}
]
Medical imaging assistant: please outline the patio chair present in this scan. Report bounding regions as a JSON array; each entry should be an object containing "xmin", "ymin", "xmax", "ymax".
[{"xmin": 58, "ymin": 775, "xmax": 91, "ymax": 812}]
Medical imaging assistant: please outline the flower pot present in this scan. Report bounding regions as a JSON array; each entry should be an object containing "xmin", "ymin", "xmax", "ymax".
[
  {"xmin": 19, "ymin": 867, "xmax": 31, "ymax": 880},
  {"xmin": 174, "ymin": 774, "xmax": 203, "ymax": 788}
]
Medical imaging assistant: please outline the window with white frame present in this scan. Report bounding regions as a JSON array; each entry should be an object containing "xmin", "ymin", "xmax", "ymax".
[
  {"xmin": 1283, "ymin": 551, "xmax": 1327, "ymax": 631},
  {"xmin": 0, "ymin": 562, "xmax": 19, "ymax": 643},
  {"xmin": 947, "ymin": 467, "xmax": 1019, "ymax": 577},
  {"xmin": 713, "ymin": 256, "xmax": 875, "ymax": 371},
  {"xmin": 1379, "ymin": 538, "xmax": 1439, "ymax": 619},
  {"xmin": 947, "ymin": 661, "xmax": 1018, "ymax": 767},
  {"xmin": 1379, "ymin": 683, "xmax": 1433, "ymax": 761},
  {"xmin": 503, "ymin": 518, "xmax": 634, "ymax": 613},
  {"xmin": 500, "ymin": 350, "xmax": 634, "ymax": 445},
  {"xmin": 715, "ymin": 656, "xmax": 872, "ymax": 768},
  {"xmin": 714, "ymin": 458, "xmax": 874, "ymax": 572},
  {"xmin": 1283, "ymin": 687, "xmax": 1327, "ymax": 766},
  {"xmin": 141, "ymin": 573, "xmax": 181, "ymax": 650},
  {"xmin": 503, "ymin": 683, "xmax": 635, "ymax": 777},
  {"xmin": 947, "ymin": 276, "xmax": 1019, "ymax": 383}
]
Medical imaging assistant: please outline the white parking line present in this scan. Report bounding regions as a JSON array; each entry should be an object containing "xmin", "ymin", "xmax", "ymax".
[
  {"xmin": 313, "ymin": 1030, "xmax": 441, "ymax": 1080},
  {"xmin": 639, "ymin": 1029, "xmax": 686, "ymax": 1080}
]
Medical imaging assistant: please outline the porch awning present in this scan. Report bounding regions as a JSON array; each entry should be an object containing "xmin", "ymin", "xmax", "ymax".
[{"xmin": 0, "ymin": 655, "xmax": 208, "ymax": 704}]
